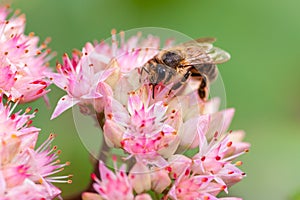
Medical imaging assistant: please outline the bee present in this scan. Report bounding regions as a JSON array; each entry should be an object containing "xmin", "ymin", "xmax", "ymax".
[{"xmin": 140, "ymin": 38, "xmax": 230, "ymax": 100}]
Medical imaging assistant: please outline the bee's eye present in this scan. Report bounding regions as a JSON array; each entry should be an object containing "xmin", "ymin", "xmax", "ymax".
[
  {"xmin": 162, "ymin": 51, "xmax": 182, "ymax": 68},
  {"xmin": 156, "ymin": 64, "xmax": 166, "ymax": 83}
]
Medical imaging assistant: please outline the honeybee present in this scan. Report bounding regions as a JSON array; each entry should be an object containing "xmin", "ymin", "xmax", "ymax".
[{"xmin": 140, "ymin": 38, "xmax": 230, "ymax": 100}]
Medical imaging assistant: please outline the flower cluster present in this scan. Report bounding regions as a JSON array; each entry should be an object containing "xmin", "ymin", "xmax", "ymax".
[
  {"xmin": 0, "ymin": 5, "xmax": 53, "ymax": 103},
  {"xmin": 49, "ymin": 30, "xmax": 250, "ymax": 200},
  {"xmin": 83, "ymin": 107, "xmax": 249, "ymax": 200},
  {"xmin": 0, "ymin": 6, "xmax": 70, "ymax": 200},
  {"xmin": 48, "ymin": 29, "xmax": 170, "ymax": 119},
  {"xmin": 0, "ymin": 96, "xmax": 71, "ymax": 199},
  {"xmin": 0, "ymin": 3, "xmax": 250, "ymax": 200}
]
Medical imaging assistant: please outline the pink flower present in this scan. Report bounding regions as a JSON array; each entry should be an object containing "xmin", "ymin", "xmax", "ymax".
[
  {"xmin": 168, "ymin": 167, "xmax": 226, "ymax": 200},
  {"xmin": 49, "ymin": 30, "xmax": 172, "ymax": 119},
  {"xmin": 0, "ymin": 178, "xmax": 62, "ymax": 200},
  {"xmin": 164, "ymin": 109, "xmax": 249, "ymax": 199},
  {"xmin": 49, "ymin": 48, "xmax": 115, "ymax": 119},
  {"xmin": 90, "ymin": 157, "xmax": 154, "ymax": 200},
  {"xmin": 90, "ymin": 30, "xmax": 165, "ymax": 74},
  {"xmin": 0, "ymin": 96, "xmax": 39, "ymax": 148},
  {"xmin": 0, "ymin": 6, "xmax": 53, "ymax": 103},
  {"xmin": 191, "ymin": 109, "xmax": 250, "ymax": 190},
  {"xmin": 104, "ymin": 85, "xmax": 181, "ymax": 166},
  {"xmin": 71, "ymin": 30, "xmax": 249, "ymax": 199},
  {"xmin": 91, "ymin": 159, "xmax": 134, "ymax": 200},
  {"xmin": 0, "ymin": 97, "xmax": 71, "ymax": 199}
]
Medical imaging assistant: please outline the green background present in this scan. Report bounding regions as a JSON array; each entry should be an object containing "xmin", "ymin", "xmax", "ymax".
[{"xmin": 11, "ymin": 0, "xmax": 300, "ymax": 199}]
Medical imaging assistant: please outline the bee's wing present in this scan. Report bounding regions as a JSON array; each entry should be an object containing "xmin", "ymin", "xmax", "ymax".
[
  {"xmin": 175, "ymin": 38, "xmax": 230, "ymax": 65},
  {"xmin": 206, "ymin": 46, "xmax": 231, "ymax": 64},
  {"xmin": 194, "ymin": 37, "xmax": 217, "ymax": 44},
  {"xmin": 181, "ymin": 37, "xmax": 216, "ymax": 46}
]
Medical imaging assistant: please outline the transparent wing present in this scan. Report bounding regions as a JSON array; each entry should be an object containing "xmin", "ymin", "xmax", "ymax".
[
  {"xmin": 194, "ymin": 37, "xmax": 217, "ymax": 43},
  {"xmin": 206, "ymin": 47, "xmax": 231, "ymax": 64},
  {"xmin": 164, "ymin": 38, "xmax": 230, "ymax": 65}
]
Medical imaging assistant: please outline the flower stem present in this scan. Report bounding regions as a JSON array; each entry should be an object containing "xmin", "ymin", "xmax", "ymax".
[{"xmin": 66, "ymin": 112, "xmax": 108, "ymax": 199}]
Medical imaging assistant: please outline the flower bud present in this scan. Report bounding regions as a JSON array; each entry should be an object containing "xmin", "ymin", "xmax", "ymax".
[
  {"xmin": 103, "ymin": 120, "xmax": 125, "ymax": 147},
  {"xmin": 135, "ymin": 193, "xmax": 152, "ymax": 200},
  {"xmin": 82, "ymin": 192, "xmax": 103, "ymax": 200},
  {"xmin": 151, "ymin": 169, "xmax": 171, "ymax": 193},
  {"xmin": 129, "ymin": 162, "xmax": 151, "ymax": 194}
]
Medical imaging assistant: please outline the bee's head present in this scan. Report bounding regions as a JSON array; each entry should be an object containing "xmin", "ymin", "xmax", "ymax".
[{"xmin": 161, "ymin": 51, "xmax": 183, "ymax": 68}]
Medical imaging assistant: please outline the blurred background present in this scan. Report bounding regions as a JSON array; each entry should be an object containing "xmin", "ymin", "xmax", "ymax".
[{"xmin": 10, "ymin": 0, "xmax": 300, "ymax": 199}]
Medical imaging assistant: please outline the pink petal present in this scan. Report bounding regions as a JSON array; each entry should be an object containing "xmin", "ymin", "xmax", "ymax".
[
  {"xmin": 105, "ymin": 97, "xmax": 129, "ymax": 126},
  {"xmin": 80, "ymin": 88, "xmax": 102, "ymax": 99},
  {"xmin": 150, "ymin": 169, "xmax": 171, "ymax": 193},
  {"xmin": 103, "ymin": 120, "xmax": 125, "ymax": 147},
  {"xmin": 206, "ymin": 108, "xmax": 235, "ymax": 139},
  {"xmin": 202, "ymin": 97, "xmax": 221, "ymax": 114},
  {"xmin": 0, "ymin": 171, "xmax": 6, "ymax": 195},
  {"xmin": 51, "ymin": 95, "xmax": 80, "ymax": 119},
  {"xmin": 179, "ymin": 114, "xmax": 210, "ymax": 149},
  {"xmin": 228, "ymin": 130, "xmax": 251, "ymax": 154},
  {"xmin": 96, "ymin": 68, "xmax": 116, "ymax": 82},
  {"xmin": 98, "ymin": 161, "xmax": 116, "ymax": 184},
  {"xmin": 168, "ymin": 154, "xmax": 192, "ymax": 179},
  {"xmin": 128, "ymin": 94, "xmax": 143, "ymax": 116},
  {"xmin": 197, "ymin": 114, "xmax": 211, "ymax": 153},
  {"xmin": 113, "ymin": 76, "xmax": 135, "ymax": 106},
  {"xmin": 129, "ymin": 162, "xmax": 151, "ymax": 194},
  {"xmin": 151, "ymin": 102, "xmax": 168, "ymax": 121},
  {"xmin": 46, "ymin": 72, "xmax": 68, "ymax": 91}
]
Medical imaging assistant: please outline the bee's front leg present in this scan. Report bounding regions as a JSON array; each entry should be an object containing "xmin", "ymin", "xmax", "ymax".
[{"xmin": 139, "ymin": 66, "xmax": 149, "ymax": 83}]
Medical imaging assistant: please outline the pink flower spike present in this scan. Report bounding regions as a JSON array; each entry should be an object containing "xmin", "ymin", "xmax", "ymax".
[
  {"xmin": 48, "ymin": 45, "xmax": 115, "ymax": 118},
  {"xmin": 168, "ymin": 167, "xmax": 220, "ymax": 200},
  {"xmin": 191, "ymin": 109, "xmax": 249, "ymax": 191},
  {"xmin": 27, "ymin": 134, "xmax": 72, "ymax": 185},
  {"xmin": 103, "ymin": 85, "xmax": 180, "ymax": 165},
  {"xmin": 2, "ymin": 165, "xmax": 29, "ymax": 187},
  {"xmin": 0, "ymin": 6, "xmax": 53, "ymax": 103},
  {"xmin": 0, "ymin": 97, "xmax": 71, "ymax": 199},
  {"xmin": 92, "ymin": 160, "xmax": 134, "ymax": 200},
  {"xmin": 109, "ymin": 31, "xmax": 161, "ymax": 73}
]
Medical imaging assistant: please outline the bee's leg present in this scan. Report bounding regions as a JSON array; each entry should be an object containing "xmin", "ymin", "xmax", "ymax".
[
  {"xmin": 141, "ymin": 66, "xmax": 149, "ymax": 74},
  {"xmin": 152, "ymin": 83, "xmax": 156, "ymax": 98},
  {"xmin": 169, "ymin": 70, "xmax": 192, "ymax": 96},
  {"xmin": 198, "ymin": 75, "xmax": 208, "ymax": 101},
  {"xmin": 140, "ymin": 66, "xmax": 149, "ymax": 83}
]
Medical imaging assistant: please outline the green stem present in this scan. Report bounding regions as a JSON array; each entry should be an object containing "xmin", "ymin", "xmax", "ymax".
[{"xmin": 66, "ymin": 112, "xmax": 107, "ymax": 200}]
